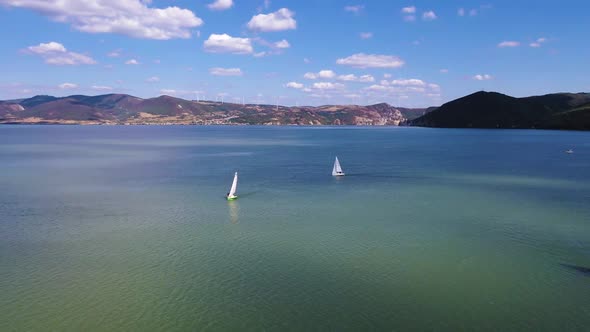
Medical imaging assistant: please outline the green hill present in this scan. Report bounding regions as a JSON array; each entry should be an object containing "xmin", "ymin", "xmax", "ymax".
[{"xmin": 410, "ymin": 91, "xmax": 590, "ymax": 130}]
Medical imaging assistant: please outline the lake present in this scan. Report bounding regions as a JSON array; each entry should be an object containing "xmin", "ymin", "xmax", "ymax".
[{"xmin": 1, "ymin": 125, "xmax": 589, "ymax": 331}]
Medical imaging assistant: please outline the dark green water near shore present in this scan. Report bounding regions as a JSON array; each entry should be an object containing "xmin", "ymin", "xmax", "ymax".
[{"xmin": 1, "ymin": 126, "xmax": 589, "ymax": 331}]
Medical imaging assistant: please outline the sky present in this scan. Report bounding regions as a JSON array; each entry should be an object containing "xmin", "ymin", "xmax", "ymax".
[{"xmin": 0, "ymin": 0, "xmax": 589, "ymax": 107}]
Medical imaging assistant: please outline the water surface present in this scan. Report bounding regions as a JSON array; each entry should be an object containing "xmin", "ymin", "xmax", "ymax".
[{"xmin": 1, "ymin": 126, "xmax": 589, "ymax": 331}]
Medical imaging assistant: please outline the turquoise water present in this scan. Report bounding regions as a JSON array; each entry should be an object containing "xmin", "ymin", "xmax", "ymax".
[{"xmin": 1, "ymin": 125, "xmax": 589, "ymax": 331}]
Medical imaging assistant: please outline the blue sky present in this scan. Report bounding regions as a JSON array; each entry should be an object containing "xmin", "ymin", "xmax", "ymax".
[{"xmin": 0, "ymin": 0, "xmax": 589, "ymax": 107}]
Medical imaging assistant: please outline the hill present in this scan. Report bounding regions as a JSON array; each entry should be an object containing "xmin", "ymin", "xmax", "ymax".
[
  {"xmin": 410, "ymin": 91, "xmax": 590, "ymax": 130},
  {"xmin": 0, "ymin": 94, "xmax": 430, "ymax": 126}
]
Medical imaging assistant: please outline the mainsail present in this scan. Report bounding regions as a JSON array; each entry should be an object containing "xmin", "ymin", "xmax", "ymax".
[
  {"xmin": 332, "ymin": 157, "xmax": 344, "ymax": 176},
  {"xmin": 228, "ymin": 172, "xmax": 238, "ymax": 197}
]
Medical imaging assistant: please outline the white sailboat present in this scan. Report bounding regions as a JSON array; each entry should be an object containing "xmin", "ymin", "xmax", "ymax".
[
  {"xmin": 226, "ymin": 172, "xmax": 238, "ymax": 200},
  {"xmin": 332, "ymin": 157, "xmax": 345, "ymax": 176}
]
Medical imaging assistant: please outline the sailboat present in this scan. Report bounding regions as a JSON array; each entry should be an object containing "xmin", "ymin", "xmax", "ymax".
[
  {"xmin": 566, "ymin": 149, "xmax": 574, "ymax": 154},
  {"xmin": 332, "ymin": 157, "xmax": 345, "ymax": 176},
  {"xmin": 226, "ymin": 171, "xmax": 238, "ymax": 200}
]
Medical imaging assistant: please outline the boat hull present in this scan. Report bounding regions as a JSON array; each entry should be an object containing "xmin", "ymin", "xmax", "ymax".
[{"xmin": 227, "ymin": 196, "xmax": 238, "ymax": 201}]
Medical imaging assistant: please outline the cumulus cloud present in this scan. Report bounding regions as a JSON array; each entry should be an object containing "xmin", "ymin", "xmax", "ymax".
[
  {"xmin": 336, "ymin": 53, "xmax": 404, "ymax": 69},
  {"xmin": 209, "ymin": 67, "xmax": 243, "ymax": 76},
  {"xmin": 26, "ymin": 41, "xmax": 96, "ymax": 65},
  {"xmin": 160, "ymin": 89, "xmax": 176, "ymax": 95},
  {"xmin": 125, "ymin": 59, "xmax": 140, "ymax": 65},
  {"xmin": 359, "ymin": 75, "xmax": 375, "ymax": 82},
  {"xmin": 203, "ymin": 33, "xmax": 253, "ymax": 54},
  {"xmin": 146, "ymin": 76, "xmax": 160, "ymax": 82},
  {"xmin": 92, "ymin": 85, "xmax": 113, "ymax": 91},
  {"xmin": 318, "ymin": 70, "xmax": 336, "ymax": 78},
  {"xmin": 207, "ymin": 0, "xmax": 233, "ymax": 11},
  {"xmin": 285, "ymin": 82, "xmax": 304, "ymax": 89},
  {"xmin": 390, "ymin": 79, "xmax": 426, "ymax": 86},
  {"xmin": 401, "ymin": 6, "xmax": 416, "ymax": 14},
  {"xmin": 1, "ymin": 0, "xmax": 203, "ymax": 39},
  {"xmin": 422, "ymin": 11, "xmax": 437, "ymax": 20},
  {"xmin": 530, "ymin": 37, "xmax": 547, "ymax": 48},
  {"xmin": 498, "ymin": 41, "xmax": 520, "ymax": 48},
  {"xmin": 28, "ymin": 41, "xmax": 66, "ymax": 53},
  {"xmin": 304, "ymin": 70, "xmax": 336, "ymax": 80},
  {"xmin": 247, "ymin": 8, "xmax": 296, "ymax": 32},
  {"xmin": 58, "ymin": 82, "xmax": 77, "ymax": 89},
  {"xmin": 359, "ymin": 32, "xmax": 373, "ymax": 39},
  {"xmin": 473, "ymin": 74, "xmax": 493, "ymax": 80},
  {"xmin": 312, "ymin": 82, "xmax": 345, "ymax": 90},
  {"xmin": 274, "ymin": 39, "xmax": 290, "ymax": 48},
  {"xmin": 344, "ymin": 5, "xmax": 364, "ymax": 13},
  {"xmin": 337, "ymin": 74, "xmax": 374, "ymax": 82}
]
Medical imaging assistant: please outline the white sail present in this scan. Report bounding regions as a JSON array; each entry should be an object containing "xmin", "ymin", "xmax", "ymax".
[
  {"xmin": 332, "ymin": 157, "xmax": 344, "ymax": 176},
  {"xmin": 228, "ymin": 172, "xmax": 238, "ymax": 197}
]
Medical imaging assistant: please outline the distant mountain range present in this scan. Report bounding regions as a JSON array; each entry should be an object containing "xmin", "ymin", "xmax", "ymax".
[
  {"xmin": 410, "ymin": 91, "xmax": 590, "ymax": 130},
  {"xmin": 0, "ymin": 94, "xmax": 428, "ymax": 126},
  {"xmin": 1, "ymin": 91, "xmax": 589, "ymax": 130}
]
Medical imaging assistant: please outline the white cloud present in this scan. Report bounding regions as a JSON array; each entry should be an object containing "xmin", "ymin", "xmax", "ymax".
[
  {"xmin": 274, "ymin": 39, "xmax": 291, "ymax": 48},
  {"xmin": 146, "ymin": 76, "xmax": 160, "ymax": 82},
  {"xmin": 26, "ymin": 41, "xmax": 96, "ymax": 65},
  {"xmin": 312, "ymin": 82, "xmax": 344, "ymax": 90},
  {"xmin": 403, "ymin": 15, "xmax": 416, "ymax": 22},
  {"xmin": 336, "ymin": 74, "xmax": 374, "ymax": 82},
  {"xmin": 253, "ymin": 51, "xmax": 267, "ymax": 57},
  {"xmin": 207, "ymin": 0, "xmax": 233, "ymax": 11},
  {"xmin": 304, "ymin": 72, "xmax": 318, "ymax": 79},
  {"xmin": 160, "ymin": 89, "xmax": 176, "ymax": 95},
  {"xmin": 247, "ymin": 8, "xmax": 296, "ymax": 32},
  {"xmin": 344, "ymin": 5, "xmax": 364, "ymax": 13},
  {"xmin": 125, "ymin": 59, "xmax": 140, "ymax": 65},
  {"xmin": 336, "ymin": 53, "xmax": 404, "ymax": 69},
  {"xmin": 530, "ymin": 37, "xmax": 547, "ymax": 48},
  {"xmin": 440, "ymin": 69, "xmax": 449, "ymax": 73},
  {"xmin": 458, "ymin": 8, "xmax": 465, "ymax": 16},
  {"xmin": 28, "ymin": 41, "xmax": 66, "ymax": 54},
  {"xmin": 318, "ymin": 70, "xmax": 336, "ymax": 78},
  {"xmin": 391, "ymin": 79, "xmax": 426, "ymax": 86},
  {"xmin": 383, "ymin": 73, "xmax": 392, "ymax": 78},
  {"xmin": 428, "ymin": 83, "xmax": 441, "ymax": 90},
  {"xmin": 359, "ymin": 32, "xmax": 373, "ymax": 39},
  {"xmin": 285, "ymin": 82, "xmax": 304, "ymax": 89},
  {"xmin": 304, "ymin": 70, "xmax": 335, "ymax": 80},
  {"xmin": 473, "ymin": 74, "xmax": 493, "ymax": 81},
  {"xmin": 209, "ymin": 67, "xmax": 243, "ymax": 76},
  {"xmin": 1, "ymin": 0, "xmax": 203, "ymax": 39},
  {"xmin": 422, "ymin": 11, "xmax": 437, "ymax": 20},
  {"xmin": 337, "ymin": 74, "xmax": 357, "ymax": 81},
  {"xmin": 401, "ymin": 6, "xmax": 416, "ymax": 14},
  {"xmin": 92, "ymin": 85, "xmax": 113, "ymax": 91},
  {"xmin": 58, "ymin": 82, "xmax": 77, "ymax": 89},
  {"xmin": 203, "ymin": 33, "xmax": 253, "ymax": 54},
  {"xmin": 498, "ymin": 41, "xmax": 520, "ymax": 48},
  {"xmin": 303, "ymin": 58, "xmax": 311, "ymax": 64},
  {"xmin": 359, "ymin": 74, "xmax": 375, "ymax": 82},
  {"xmin": 469, "ymin": 9, "xmax": 478, "ymax": 16}
]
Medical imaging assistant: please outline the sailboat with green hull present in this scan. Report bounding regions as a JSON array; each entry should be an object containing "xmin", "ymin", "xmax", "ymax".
[{"xmin": 226, "ymin": 172, "xmax": 238, "ymax": 201}]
